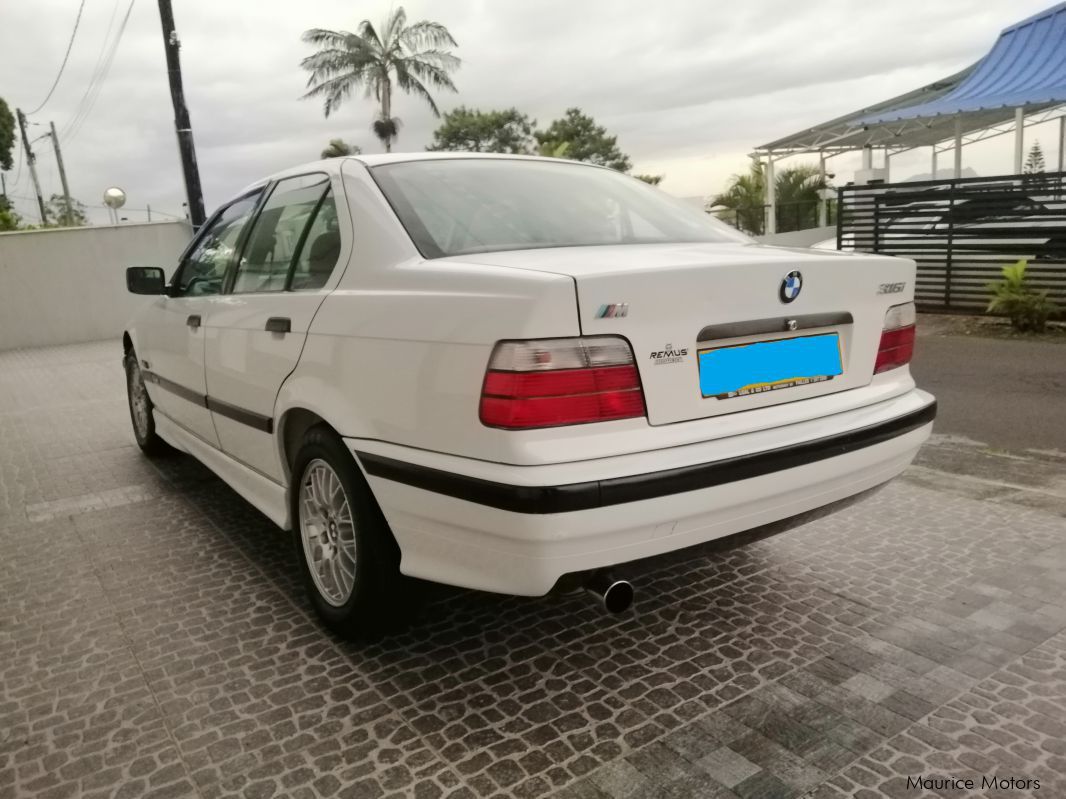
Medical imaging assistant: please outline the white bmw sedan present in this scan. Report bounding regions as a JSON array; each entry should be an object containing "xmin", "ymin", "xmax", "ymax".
[{"xmin": 123, "ymin": 153, "xmax": 935, "ymax": 637}]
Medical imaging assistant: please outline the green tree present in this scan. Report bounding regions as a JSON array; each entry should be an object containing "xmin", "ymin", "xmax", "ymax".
[
  {"xmin": 986, "ymin": 259, "xmax": 1056, "ymax": 332},
  {"xmin": 301, "ymin": 7, "xmax": 460, "ymax": 153},
  {"xmin": 537, "ymin": 140, "xmax": 570, "ymax": 158},
  {"xmin": 44, "ymin": 193, "xmax": 88, "ymax": 227},
  {"xmin": 427, "ymin": 107, "xmax": 535, "ymax": 153},
  {"xmin": 709, "ymin": 161, "xmax": 767, "ymax": 234},
  {"xmin": 534, "ymin": 109, "xmax": 631, "ymax": 171},
  {"xmin": 773, "ymin": 164, "xmax": 827, "ymax": 232},
  {"xmin": 710, "ymin": 161, "xmax": 827, "ymax": 235},
  {"xmin": 634, "ymin": 174, "xmax": 663, "ymax": 185},
  {"xmin": 321, "ymin": 138, "xmax": 361, "ymax": 158},
  {"xmin": 0, "ymin": 98, "xmax": 15, "ymax": 172},
  {"xmin": 1024, "ymin": 141, "xmax": 1045, "ymax": 174},
  {"xmin": 0, "ymin": 195, "xmax": 20, "ymax": 231}
]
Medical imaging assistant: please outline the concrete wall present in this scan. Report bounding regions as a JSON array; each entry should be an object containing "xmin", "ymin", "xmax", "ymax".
[
  {"xmin": 755, "ymin": 226, "xmax": 836, "ymax": 248},
  {"xmin": 0, "ymin": 220, "xmax": 842, "ymax": 351},
  {"xmin": 0, "ymin": 221, "xmax": 192, "ymax": 351}
]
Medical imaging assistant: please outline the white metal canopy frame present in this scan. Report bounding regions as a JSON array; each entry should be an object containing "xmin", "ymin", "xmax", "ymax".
[{"xmin": 752, "ymin": 2, "xmax": 1066, "ymax": 233}]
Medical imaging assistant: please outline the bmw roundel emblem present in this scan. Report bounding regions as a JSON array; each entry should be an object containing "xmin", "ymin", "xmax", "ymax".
[{"xmin": 780, "ymin": 270, "xmax": 803, "ymax": 303}]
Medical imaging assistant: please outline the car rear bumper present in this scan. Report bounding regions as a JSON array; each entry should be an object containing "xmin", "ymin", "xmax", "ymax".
[{"xmin": 347, "ymin": 389, "xmax": 935, "ymax": 595}]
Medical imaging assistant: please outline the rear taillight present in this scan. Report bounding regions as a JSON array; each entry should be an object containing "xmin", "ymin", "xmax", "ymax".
[
  {"xmin": 875, "ymin": 302, "xmax": 916, "ymax": 374},
  {"xmin": 480, "ymin": 337, "xmax": 646, "ymax": 429}
]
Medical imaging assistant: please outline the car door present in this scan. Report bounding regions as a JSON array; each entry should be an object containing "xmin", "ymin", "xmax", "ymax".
[
  {"xmin": 137, "ymin": 190, "xmax": 263, "ymax": 445},
  {"xmin": 202, "ymin": 173, "xmax": 348, "ymax": 481}
]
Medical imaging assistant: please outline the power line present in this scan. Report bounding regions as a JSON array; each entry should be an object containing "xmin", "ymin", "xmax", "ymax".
[
  {"xmin": 62, "ymin": 0, "xmax": 136, "ymax": 143},
  {"xmin": 81, "ymin": 0, "xmax": 123, "ymax": 101},
  {"xmin": 34, "ymin": 139, "xmax": 55, "ymax": 201},
  {"xmin": 64, "ymin": 0, "xmax": 134, "ymax": 141},
  {"xmin": 11, "ymin": 138, "xmax": 24, "ymax": 190},
  {"xmin": 60, "ymin": 0, "xmax": 122, "ymax": 138},
  {"xmin": 37, "ymin": 153, "xmax": 55, "ymax": 200},
  {"xmin": 26, "ymin": 0, "xmax": 87, "ymax": 116},
  {"xmin": 5, "ymin": 191, "xmax": 185, "ymax": 219}
]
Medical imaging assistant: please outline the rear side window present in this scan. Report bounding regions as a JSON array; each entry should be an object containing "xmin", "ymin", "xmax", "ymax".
[
  {"xmin": 231, "ymin": 174, "xmax": 332, "ymax": 294},
  {"xmin": 291, "ymin": 189, "xmax": 341, "ymax": 291}
]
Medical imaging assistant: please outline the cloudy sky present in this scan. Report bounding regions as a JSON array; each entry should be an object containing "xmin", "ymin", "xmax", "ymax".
[{"xmin": 1, "ymin": 0, "xmax": 1060, "ymax": 224}]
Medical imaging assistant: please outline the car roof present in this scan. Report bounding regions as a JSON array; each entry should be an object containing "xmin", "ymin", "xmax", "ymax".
[
  {"xmin": 353, "ymin": 152, "xmax": 578, "ymax": 167},
  {"xmin": 233, "ymin": 153, "xmax": 609, "ymax": 207},
  {"xmin": 260, "ymin": 152, "xmax": 596, "ymax": 181}
]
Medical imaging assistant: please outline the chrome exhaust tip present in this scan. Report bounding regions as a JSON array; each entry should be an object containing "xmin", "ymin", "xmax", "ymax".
[{"xmin": 584, "ymin": 572, "xmax": 634, "ymax": 614}]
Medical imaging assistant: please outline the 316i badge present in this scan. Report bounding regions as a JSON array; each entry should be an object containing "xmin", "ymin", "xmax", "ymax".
[{"xmin": 877, "ymin": 281, "xmax": 906, "ymax": 295}]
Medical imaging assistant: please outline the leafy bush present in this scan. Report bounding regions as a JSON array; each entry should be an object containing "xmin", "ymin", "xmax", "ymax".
[
  {"xmin": 986, "ymin": 260, "xmax": 1056, "ymax": 333},
  {"xmin": 0, "ymin": 195, "xmax": 19, "ymax": 231}
]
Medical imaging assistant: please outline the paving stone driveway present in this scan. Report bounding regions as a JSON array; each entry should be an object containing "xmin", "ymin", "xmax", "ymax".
[{"xmin": 2, "ymin": 341, "xmax": 1066, "ymax": 799}]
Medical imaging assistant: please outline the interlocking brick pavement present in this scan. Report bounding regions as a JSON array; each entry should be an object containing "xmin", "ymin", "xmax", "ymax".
[{"xmin": 1, "ymin": 341, "xmax": 1065, "ymax": 799}]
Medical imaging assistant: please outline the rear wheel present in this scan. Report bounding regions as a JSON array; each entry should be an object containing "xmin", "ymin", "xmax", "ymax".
[
  {"xmin": 291, "ymin": 427, "xmax": 411, "ymax": 639},
  {"xmin": 124, "ymin": 350, "xmax": 172, "ymax": 456}
]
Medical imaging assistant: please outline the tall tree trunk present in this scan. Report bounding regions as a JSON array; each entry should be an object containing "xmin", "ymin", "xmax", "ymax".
[{"xmin": 382, "ymin": 79, "xmax": 392, "ymax": 153}]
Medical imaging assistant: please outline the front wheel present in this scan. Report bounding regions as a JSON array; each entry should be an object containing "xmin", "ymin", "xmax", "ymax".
[
  {"xmin": 291, "ymin": 427, "xmax": 412, "ymax": 639},
  {"xmin": 124, "ymin": 351, "xmax": 172, "ymax": 456}
]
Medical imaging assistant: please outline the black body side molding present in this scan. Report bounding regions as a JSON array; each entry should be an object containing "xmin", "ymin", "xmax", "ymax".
[
  {"xmin": 356, "ymin": 401, "xmax": 937, "ymax": 515},
  {"xmin": 142, "ymin": 370, "xmax": 274, "ymax": 433}
]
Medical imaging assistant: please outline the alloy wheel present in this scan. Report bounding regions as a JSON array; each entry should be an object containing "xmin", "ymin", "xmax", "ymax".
[
  {"xmin": 128, "ymin": 362, "xmax": 151, "ymax": 440},
  {"xmin": 299, "ymin": 458, "xmax": 357, "ymax": 606}
]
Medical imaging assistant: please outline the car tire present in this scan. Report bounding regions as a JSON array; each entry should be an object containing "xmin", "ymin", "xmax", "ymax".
[
  {"xmin": 291, "ymin": 426, "xmax": 413, "ymax": 639},
  {"xmin": 124, "ymin": 350, "xmax": 172, "ymax": 457}
]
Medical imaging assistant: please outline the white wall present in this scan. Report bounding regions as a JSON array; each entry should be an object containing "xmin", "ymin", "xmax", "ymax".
[{"xmin": 0, "ymin": 221, "xmax": 192, "ymax": 351}]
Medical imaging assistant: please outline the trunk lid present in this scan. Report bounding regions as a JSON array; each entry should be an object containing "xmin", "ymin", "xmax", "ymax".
[{"xmin": 446, "ymin": 242, "xmax": 914, "ymax": 425}]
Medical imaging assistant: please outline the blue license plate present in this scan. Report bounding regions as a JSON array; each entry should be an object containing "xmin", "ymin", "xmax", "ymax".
[{"xmin": 698, "ymin": 333, "xmax": 843, "ymax": 399}]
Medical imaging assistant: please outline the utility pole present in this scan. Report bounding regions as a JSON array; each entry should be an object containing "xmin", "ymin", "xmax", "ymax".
[
  {"xmin": 49, "ymin": 122, "xmax": 74, "ymax": 225},
  {"xmin": 16, "ymin": 108, "xmax": 47, "ymax": 223},
  {"xmin": 157, "ymin": 0, "xmax": 205, "ymax": 229}
]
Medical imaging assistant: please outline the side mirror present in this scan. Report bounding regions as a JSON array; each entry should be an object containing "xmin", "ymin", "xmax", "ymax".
[{"xmin": 126, "ymin": 266, "xmax": 166, "ymax": 295}]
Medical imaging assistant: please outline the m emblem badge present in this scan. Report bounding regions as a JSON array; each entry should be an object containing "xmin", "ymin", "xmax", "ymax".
[
  {"xmin": 595, "ymin": 303, "xmax": 629, "ymax": 319},
  {"xmin": 780, "ymin": 271, "xmax": 802, "ymax": 304}
]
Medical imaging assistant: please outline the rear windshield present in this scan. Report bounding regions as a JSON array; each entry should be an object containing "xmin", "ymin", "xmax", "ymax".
[{"xmin": 371, "ymin": 159, "xmax": 749, "ymax": 258}]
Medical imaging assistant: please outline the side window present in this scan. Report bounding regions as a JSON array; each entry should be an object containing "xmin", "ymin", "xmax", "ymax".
[
  {"xmin": 173, "ymin": 192, "xmax": 261, "ymax": 297},
  {"xmin": 231, "ymin": 174, "xmax": 331, "ymax": 294},
  {"xmin": 290, "ymin": 189, "xmax": 341, "ymax": 291}
]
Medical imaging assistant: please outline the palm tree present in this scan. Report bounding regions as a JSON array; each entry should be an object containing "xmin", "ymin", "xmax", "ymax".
[
  {"xmin": 773, "ymin": 164, "xmax": 826, "ymax": 232},
  {"xmin": 710, "ymin": 162, "xmax": 827, "ymax": 234},
  {"xmin": 321, "ymin": 139, "xmax": 361, "ymax": 159},
  {"xmin": 709, "ymin": 162, "xmax": 767, "ymax": 234},
  {"xmin": 301, "ymin": 8, "xmax": 460, "ymax": 153}
]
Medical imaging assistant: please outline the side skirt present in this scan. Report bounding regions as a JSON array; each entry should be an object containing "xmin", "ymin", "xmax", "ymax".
[{"xmin": 154, "ymin": 412, "xmax": 292, "ymax": 530}]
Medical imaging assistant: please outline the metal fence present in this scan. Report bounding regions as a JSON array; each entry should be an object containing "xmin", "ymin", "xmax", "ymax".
[{"xmin": 837, "ymin": 172, "xmax": 1066, "ymax": 313}]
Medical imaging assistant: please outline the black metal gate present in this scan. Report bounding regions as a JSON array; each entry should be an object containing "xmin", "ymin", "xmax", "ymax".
[{"xmin": 837, "ymin": 171, "xmax": 1066, "ymax": 313}]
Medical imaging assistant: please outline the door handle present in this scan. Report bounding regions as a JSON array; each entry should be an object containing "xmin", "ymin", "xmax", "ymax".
[
  {"xmin": 186, "ymin": 314, "xmax": 201, "ymax": 329},
  {"xmin": 265, "ymin": 317, "xmax": 291, "ymax": 334}
]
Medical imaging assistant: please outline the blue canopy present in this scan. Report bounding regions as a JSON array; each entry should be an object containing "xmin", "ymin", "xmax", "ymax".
[
  {"xmin": 859, "ymin": 3, "xmax": 1066, "ymax": 124},
  {"xmin": 757, "ymin": 3, "xmax": 1066, "ymax": 154}
]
